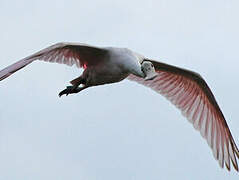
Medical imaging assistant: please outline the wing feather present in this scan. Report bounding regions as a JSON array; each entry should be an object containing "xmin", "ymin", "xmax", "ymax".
[
  {"xmin": 128, "ymin": 59, "xmax": 239, "ymax": 171},
  {"xmin": 0, "ymin": 42, "xmax": 108, "ymax": 81}
]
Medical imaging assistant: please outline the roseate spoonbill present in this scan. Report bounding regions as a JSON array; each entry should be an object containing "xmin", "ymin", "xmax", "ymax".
[{"xmin": 0, "ymin": 42, "xmax": 238, "ymax": 171}]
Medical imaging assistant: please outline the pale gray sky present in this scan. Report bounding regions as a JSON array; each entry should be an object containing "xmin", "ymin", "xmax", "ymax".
[{"xmin": 0, "ymin": 0, "xmax": 239, "ymax": 179}]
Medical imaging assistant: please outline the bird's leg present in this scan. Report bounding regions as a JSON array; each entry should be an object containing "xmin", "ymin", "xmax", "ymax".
[
  {"xmin": 58, "ymin": 86, "xmax": 88, "ymax": 97},
  {"xmin": 58, "ymin": 76, "xmax": 87, "ymax": 97}
]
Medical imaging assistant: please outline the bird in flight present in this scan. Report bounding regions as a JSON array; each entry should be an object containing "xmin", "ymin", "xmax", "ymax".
[{"xmin": 0, "ymin": 42, "xmax": 238, "ymax": 171}]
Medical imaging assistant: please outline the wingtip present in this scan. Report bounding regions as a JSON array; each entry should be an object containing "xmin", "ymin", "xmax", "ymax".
[
  {"xmin": 231, "ymin": 158, "xmax": 239, "ymax": 172},
  {"xmin": 0, "ymin": 74, "xmax": 9, "ymax": 81},
  {"xmin": 225, "ymin": 162, "xmax": 231, "ymax": 171}
]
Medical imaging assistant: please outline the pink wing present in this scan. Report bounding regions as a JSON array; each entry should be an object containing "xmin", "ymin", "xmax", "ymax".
[
  {"xmin": 128, "ymin": 60, "xmax": 239, "ymax": 171},
  {"xmin": 0, "ymin": 42, "xmax": 108, "ymax": 81}
]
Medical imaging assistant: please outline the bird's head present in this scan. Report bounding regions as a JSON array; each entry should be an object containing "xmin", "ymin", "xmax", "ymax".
[{"xmin": 141, "ymin": 61, "xmax": 158, "ymax": 80}]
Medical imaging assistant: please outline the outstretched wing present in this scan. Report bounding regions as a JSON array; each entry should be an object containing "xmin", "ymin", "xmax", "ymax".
[
  {"xmin": 128, "ymin": 59, "xmax": 239, "ymax": 171},
  {"xmin": 0, "ymin": 42, "xmax": 108, "ymax": 81}
]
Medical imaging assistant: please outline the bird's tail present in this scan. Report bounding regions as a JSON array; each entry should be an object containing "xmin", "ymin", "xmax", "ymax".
[{"xmin": 0, "ymin": 58, "xmax": 34, "ymax": 81}]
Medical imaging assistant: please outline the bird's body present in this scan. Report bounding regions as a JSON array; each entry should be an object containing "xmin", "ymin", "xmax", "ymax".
[
  {"xmin": 0, "ymin": 42, "xmax": 238, "ymax": 172},
  {"xmin": 81, "ymin": 47, "xmax": 143, "ymax": 86}
]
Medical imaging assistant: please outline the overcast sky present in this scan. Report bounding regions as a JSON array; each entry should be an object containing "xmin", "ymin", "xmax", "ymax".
[{"xmin": 0, "ymin": 0, "xmax": 239, "ymax": 179}]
